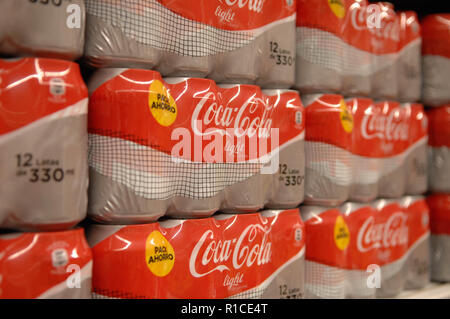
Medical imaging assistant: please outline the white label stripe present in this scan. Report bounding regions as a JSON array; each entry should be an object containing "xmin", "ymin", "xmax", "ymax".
[{"xmin": 0, "ymin": 98, "xmax": 88, "ymax": 144}]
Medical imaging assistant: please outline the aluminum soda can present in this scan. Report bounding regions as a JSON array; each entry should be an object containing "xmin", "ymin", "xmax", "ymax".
[{"xmin": 0, "ymin": 57, "xmax": 88, "ymax": 231}]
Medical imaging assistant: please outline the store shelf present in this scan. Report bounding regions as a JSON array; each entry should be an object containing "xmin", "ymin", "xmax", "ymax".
[{"xmin": 396, "ymin": 283, "xmax": 450, "ymax": 299}]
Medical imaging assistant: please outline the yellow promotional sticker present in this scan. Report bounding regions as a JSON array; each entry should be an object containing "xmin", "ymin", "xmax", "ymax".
[
  {"xmin": 148, "ymin": 80, "xmax": 177, "ymax": 127},
  {"xmin": 339, "ymin": 99, "xmax": 353, "ymax": 133},
  {"xmin": 334, "ymin": 216, "xmax": 350, "ymax": 250},
  {"xmin": 328, "ymin": 0, "xmax": 346, "ymax": 19},
  {"xmin": 145, "ymin": 231, "xmax": 175, "ymax": 277}
]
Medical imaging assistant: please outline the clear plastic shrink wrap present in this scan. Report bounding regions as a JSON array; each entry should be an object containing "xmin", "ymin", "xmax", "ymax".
[
  {"xmin": 84, "ymin": 0, "xmax": 296, "ymax": 88},
  {"xmin": 0, "ymin": 0, "xmax": 85, "ymax": 60},
  {"xmin": 87, "ymin": 69, "xmax": 305, "ymax": 223}
]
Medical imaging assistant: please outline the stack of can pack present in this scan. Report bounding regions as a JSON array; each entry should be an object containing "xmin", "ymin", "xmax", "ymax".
[
  {"xmin": 295, "ymin": 0, "xmax": 421, "ymax": 101},
  {"xmin": 87, "ymin": 209, "xmax": 305, "ymax": 299},
  {"xmin": 87, "ymin": 69, "xmax": 306, "ymax": 223},
  {"xmin": 0, "ymin": 0, "xmax": 85, "ymax": 60},
  {"xmin": 300, "ymin": 196, "xmax": 430, "ymax": 299},
  {"xmin": 301, "ymin": 95, "xmax": 428, "ymax": 206},
  {"xmin": 422, "ymin": 14, "xmax": 450, "ymax": 287},
  {"xmin": 421, "ymin": 14, "xmax": 450, "ymax": 107},
  {"xmin": 0, "ymin": 57, "xmax": 93, "ymax": 299},
  {"xmin": 0, "ymin": 2, "xmax": 93, "ymax": 299},
  {"xmin": 83, "ymin": 0, "xmax": 296, "ymax": 88}
]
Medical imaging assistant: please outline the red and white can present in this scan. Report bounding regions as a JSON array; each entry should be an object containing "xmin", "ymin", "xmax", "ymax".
[
  {"xmin": 403, "ymin": 103, "xmax": 428, "ymax": 195},
  {"xmin": 0, "ymin": 58, "xmax": 88, "ymax": 231},
  {"xmin": 421, "ymin": 14, "xmax": 450, "ymax": 107},
  {"xmin": 302, "ymin": 94, "xmax": 353, "ymax": 206},
  {"xmin": 371, "ymin": 199, "xmax": 409, "ymax": 298},
  {"xmin": 373, "ymin": 100, "xmax": 409, "ymax": 198},
  {"xmin": 300, "ymin": 205, "xmax": 347, "ymax": 299},
  {"xmin": 262, "ymin": 89, "xmax": 306, "ymax": 208},
  {"xmin": 341, "ymin": 0, "xmax": 372, "ymax": 96},
  {"xmin": 400, "ymin": 196, "xmax": 431, "ymax": 290},
  {"xmin": 369, "ymin": 2, "xmax": 400, "ymax": 100},
  {"xmin": 397, "ymin": 11, "xmax": 421, "ymax": 102},
  {"xmin": 295, "ymin": 0, "xmax": 345, "ymax": 93},
  {"xmin": 340, "ymin": 202, "xmax": 378, "ymax": 299},
  {"xmin": 347, "ymin": 97, "xmax": 381, "ymax": 202}
]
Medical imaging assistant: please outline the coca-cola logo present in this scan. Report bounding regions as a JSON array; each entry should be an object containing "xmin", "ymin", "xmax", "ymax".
[
  {"xmin": 218, "ymin": 0, "xmax": 266, "ymax": 13},
  {"xmin": 189, "ymin": 224, "xmax": 272, "ymax": 278},
  {"xmin": 191, "ymin": 91, "xmax": 273, "ymax": 138},
  {"xmin": 360, "ymin": 108, "xmax": 409, "ymax": 141},
  {"xmin": 357, "ymin": 212, "xmax": 409, "ymax": 253}
]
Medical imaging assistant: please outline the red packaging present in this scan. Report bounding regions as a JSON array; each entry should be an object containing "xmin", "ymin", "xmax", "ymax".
[
  {"xmin": 369, "ymin": 2, "xmax": 400, "ymax": 99},
  {"xmin": 347, "ymin": 97, "xmax": 381, "ymax": 202},
  {"xmin": 295, "ymin": 0, "xmax": 345, "ymax": 92},
  {"xmin": 371, "ymin": 199, "xmax": 409, "ymax": 298},
  {"xmin": 373, "ymin": 100, "xmax": 409, "ymax": 198},
  {"xmin": 428, "ymin": 106, "xmax": 450, "ymax": 149},
  {"xmin": 341, "ymin": 0, "xmax": 372, "ymax": 96},
  {"xmin": 427, "ymin": 194, "xmax": 450, "ymax": 236},
  {"xmin": 422, "ymin": 14, "xmax": 450, "ymax": 59},
  {"xmin": 0, "ymin": 58, "xmax": 88, "ymax": 231},
  {"xmin": 88, "ymin": 69, "xmax": 305, "ymax": 222},
  {"xmin": 88, "ymin": 209, "xmax": 306, "ymax": 299},
  {"xmin": 340, "ymin": 202, "xmax": 377, "ymax": 298}
]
